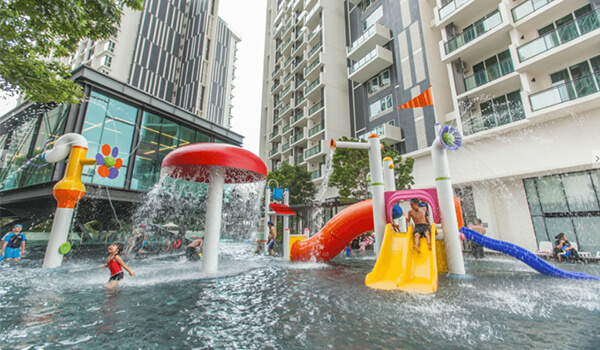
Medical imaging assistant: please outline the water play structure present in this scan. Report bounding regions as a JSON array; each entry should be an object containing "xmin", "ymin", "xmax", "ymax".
[
  {"xmin": 41, "ymin": 134, "xmax": 98, "ymax": 268},
  {"xmin": 161, "ymin": 143, "xmax": 267, "ymax": 273}
]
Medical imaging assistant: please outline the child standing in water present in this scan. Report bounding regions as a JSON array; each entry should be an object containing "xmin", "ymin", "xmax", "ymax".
[{"xmin": 101, "ymin": 242, "xmax": 135, "ymax": 288}]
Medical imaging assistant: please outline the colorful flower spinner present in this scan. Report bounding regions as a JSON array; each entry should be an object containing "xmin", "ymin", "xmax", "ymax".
[{"xmin": 96, "ymin": 144, "xmax": 122, "ymax": 179}]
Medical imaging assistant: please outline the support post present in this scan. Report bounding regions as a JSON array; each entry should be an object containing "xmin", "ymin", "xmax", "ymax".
[
  {"xmin": 202, "ymin": 167, "xmax": 225, "ymax": 273},
  {"xmin": 264, "ymin": 186, "xmax": 271, "ymax": 253},
  {"xmin": 283, "ymin": 188, "xmax": 290, "ymax": 260}
]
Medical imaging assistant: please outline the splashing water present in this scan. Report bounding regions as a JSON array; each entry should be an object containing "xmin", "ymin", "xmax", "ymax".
[{"xmin": 309, "ymin": 150, "xmax": 335, "ymax": 234}]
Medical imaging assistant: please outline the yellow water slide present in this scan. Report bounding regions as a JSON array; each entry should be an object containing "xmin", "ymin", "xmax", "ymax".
[{"xmin": 365, "ymin": 224, "xmax": 439, "ymax": 294}]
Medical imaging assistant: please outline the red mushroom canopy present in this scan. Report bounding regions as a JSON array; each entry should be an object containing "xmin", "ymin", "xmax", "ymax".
[{"xmin": 161, "ymin": 143, "xmax": 267, "ymax": 183}]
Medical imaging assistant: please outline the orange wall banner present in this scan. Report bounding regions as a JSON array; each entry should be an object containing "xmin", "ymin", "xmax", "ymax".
[{"xmin": 397, "ymin": 85, "xmax": 433, "ymax": 109}]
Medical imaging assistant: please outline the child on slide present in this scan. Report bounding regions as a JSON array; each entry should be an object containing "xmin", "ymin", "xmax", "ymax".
[
  {"xmin": 406, "ymin": 198, "xmax": 431, "ymax": 252},
  {"xmin": 101, "ymin": 242, "xmax": 135, "ymax": 288}
]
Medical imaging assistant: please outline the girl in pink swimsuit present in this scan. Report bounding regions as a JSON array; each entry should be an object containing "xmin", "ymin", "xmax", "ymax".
[{"xmin": 101, "ymin": 242, "xmax": 135, "ymax": 288}]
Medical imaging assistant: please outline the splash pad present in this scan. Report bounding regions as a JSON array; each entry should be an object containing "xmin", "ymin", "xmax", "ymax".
[{"xmin": 161, "ymin": 143, "xmax": 267, "ymax": 273}]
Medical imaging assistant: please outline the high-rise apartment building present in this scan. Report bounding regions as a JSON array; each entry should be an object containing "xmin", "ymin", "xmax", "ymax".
[
  {"xmin": 260, "ymin": 0, "xmax": 600, "ymax": 253},
  {"xmin": 62, "ymin": 0, "xmax": 238, "ymax": 129}
]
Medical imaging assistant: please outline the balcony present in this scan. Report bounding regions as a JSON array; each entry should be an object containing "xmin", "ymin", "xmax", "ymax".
[
  {"xmin": 347, "ymin": 23, "xmax": 392, "ymax": 61},
  {"xmin": 279, "ymin": 83, "xmax": 293, "ymax": 101},
  {"xmin": 271, "ymin": 80, "xmax": 281, "ymax": 94},
  {"xmin": 308, "ymin": 121, "xmax": 324, "ymax": 139},
  {"xmin": 310, "ymin": 168, "xmax": 322, "ymax": 180},
  {"xmin": 511, "ymin": 0, "xmax": 554, "ymax": 22},
  {"xmin": 269, "ymin": 127, "xmax": 281, "ymax": 141},
  {"xmin": 305, "ymin": 2, "xmax": 322, "ymax": 28},
  {"xmin": 291, "ymin": 56, "xmax": 306, "ymax": 75},
  {"xmin": 282, "ymin": 37, "xmax": 293, "ymax": 56},
  {"xmin": 292, "ymin": 32, "xmax": 307, "ymax": 56},
  {"xmin": 271, "ymin": 64, "xmax": 281, "ymax": 78},
  {"xmin": 304, "ymin": 54, "xmax": 323, "ymax": 81},
  {"xmin": 438, "ymin": 0, "xmax": 470, "ymax": 22},
  {"xmin": 279, "ymin": 102, "xmax": 293, "ymax": 118},
  {"xmin": 281, "ymin": 142, "xmax": 292, "ymax": 155},
  {"xmin": 282, "ymin": 123, "xmax": 292, "ymax": 136},
  {"xmin": 462, "ymin": 101, "xmax": 526, "ymax": 136},
  {"xmin": 290, "ymin": 129, "xmax": 308, "ymax": 147},
  {"xmin": 529, "ymin": 71, "xmax": 600, "ymax": 112},
  {"xmin": 304, "ymin": 75, "xmax": 322, "ymax": 101},
  {"xmin": 295, "ymin": 154, "xmax": 304, "ymax": 165},
  {"xmin": 369, "ymin": 123, "xmax": 404, "ymax": 145},
  {"xmin": 295, "ymin": 77, "xmax": 306, "ymax": 91},
  {"xmin": 308, "ymin": 25, "xmax": 322, "ymax": 46},
  {"xmin": 282, "ymin": 19, "xmax": 293, "ymax": 42},
  {"xmin": 296, "ymin": 94, "xmax": 308, "ymax": 109},
  {"xmin": 308, "ymin": 42, "xmax": 322, "ymax": 60},
  {"xmin": 464, "ymin": 58, "xmax": 514, "ymax": 91},
  {"xmin": 517, "ymin": 8, "xmax": 600, "ymax": 63},
  {"xmin": 444, "ymin": 11, "xmax": 503, "ymax": 55},
  {"xmin": 304, "ymin": 142, "xmax": 322, "ymax": 161},
  {"xmin": 268, "ymin": 145, "xmax": 280, "ymax": 158},
  {"xmin": 284, "ymin": 56, "xmax": 294, "ymax": 69},
  {"xmin": 308, "ymin": 100, "xmax": 324, "ymax": 119},
  {"xmin": 290, "ymin": 110, "xmax": 307, "ymax": 127},
  {"xmin": 348, "ymin": 45, "xmax": 394, "ymax": 84},
  {"xmin": 284, "ymin": 72, "xmax": 293, "ymax": 84}
]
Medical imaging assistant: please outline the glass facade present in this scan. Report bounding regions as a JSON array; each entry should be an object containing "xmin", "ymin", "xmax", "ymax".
[
  {"xmin": 524, "ymin": 170, "xmax": 600, "ymax": 252},
  {"xmin": 1, "ymin": 87, "xmax": 232, "ymax": 194},
  {"xmin": 462, "ymin": 90, "xmax": 525, "ymax": 136},
  {"xmin": 0, "ymin": 105, "xmax": 68, "ymax": 191}
]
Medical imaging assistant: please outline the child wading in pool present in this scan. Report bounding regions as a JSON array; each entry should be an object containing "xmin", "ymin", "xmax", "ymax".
[
  {"xmin": 101, "ymin": 242, "xmax": 135, "ymax": 288},
  {"xmin": 406, "ymin": 198, "xmax": 431, "ymax": 253}
]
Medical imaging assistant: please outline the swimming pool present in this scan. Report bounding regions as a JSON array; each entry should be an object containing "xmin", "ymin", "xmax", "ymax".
[{"xmin": 1, "ymin": 243, "xmax": 599, "ymax": 349}]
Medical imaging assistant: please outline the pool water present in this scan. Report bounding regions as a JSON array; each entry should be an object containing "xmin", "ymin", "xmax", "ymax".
[{"xmin": 1, "ymin": 243, "xmax": 599, "ymax": 349}]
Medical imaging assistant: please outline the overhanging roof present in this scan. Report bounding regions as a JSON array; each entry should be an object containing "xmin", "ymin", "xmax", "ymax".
[{"xmin": 269, "ymin": 203, "xmax": 296, "ymax": 216}]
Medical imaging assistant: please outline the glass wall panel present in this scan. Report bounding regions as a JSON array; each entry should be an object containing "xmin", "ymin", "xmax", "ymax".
[
  {"xmin": 81, "ymin": 90, "xmax": 137, "ymax": 189},
  {"xmin": 214, "ymin": 138, "xmax": 227, "ymax": 144},
  {"xmin": 591, "ymin": 170, "xmax": 600, "ymax": 202},
  {"xmin": 531, "ymin": 216, "xmax": 548, "ymax": 243},
  {"xmin": 22, "ymin": 105, "xmax": 68, "ymax": 187},
  {"xmin": 562, "ymin": 172, "xmax": 599, "ymax": 211},
  {"xmin": 131, "ymin": 143, "xmax": 160, "ymax": 191},
  {"xmin": 573, "ymin": 216, "xmax": 600, "ymax": 253},
  {"xmin": 524, "ymin": 178, "xmax": 542, "ymax": 215},
  {"xmin": 536, "ymin": 175, "xmax": 568, "ymax": 213},
  {"xmin": 179, "ymin": 126, "xmax": 196, "ymax": 148},
  {"xmin": 140, "ymin": 112, "xmax": 162, "ymax": 145},
  {"xmin": 0, "ymin": 117, "xmax": 37, "ymax": 191},
  {"xmin": 196, "ymin": 132, "xmax": 211, "ymax": 143},
  {"xmin": 159, "ymin": 119, "xmax": 181, "ymax": 156},
  {"xmin": 544, "ymin": 217, "xmax": 574, "ymax": 241}
]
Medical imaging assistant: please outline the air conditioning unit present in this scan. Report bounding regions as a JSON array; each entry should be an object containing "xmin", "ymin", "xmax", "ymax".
[{"xmin": 461, "ymin": 61, "xmax": 469, "ymax": 73}]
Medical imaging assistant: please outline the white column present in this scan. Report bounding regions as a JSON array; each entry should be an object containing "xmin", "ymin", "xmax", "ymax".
[
  {"xmin": 283, "ymin": 188, "xmax": 290, "ymax": 260},
  {"xmin": 264, "ymin": 186, "xmax": 271, "ymax": 253},
  {"xmin": 383, "ymin": 157, "xmax": 395, "ymax": 191},
  {"xmin": 202, "ymin": 167, "xmax": 225, "ymax": 274},
  {"xmin": 42, "ymin": 208, "xmax": 74, "ymax": 268},
  {"xmin": 432, "ymin": 125, "xmax": 465, "ymax": 275},
  {"xmin": 368, "ymin": 136, "xmax": 386, "ymax": 255}
]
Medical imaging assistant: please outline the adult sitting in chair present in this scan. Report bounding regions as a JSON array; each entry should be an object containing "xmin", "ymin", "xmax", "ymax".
[{"xmin": 554, "ymin": 233, "xmax": 581, "ymax": 262}]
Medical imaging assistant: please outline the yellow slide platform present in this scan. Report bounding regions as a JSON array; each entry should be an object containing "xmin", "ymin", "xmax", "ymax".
[{"xmin": 365, "ymin": 224, "xmax": 438, "ymax": 294}]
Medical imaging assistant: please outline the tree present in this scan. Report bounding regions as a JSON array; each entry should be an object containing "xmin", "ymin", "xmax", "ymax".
[
  {"xmin": 266, "ymin": 163, "xmax": 316, "ymax": 205},
  {"xmin": 330, "ymin": 136, "xmax": 414, "ymax": 203},
  {"xmin": 0, "ymin": 0, "xmax": 143, "ymax": 104}
]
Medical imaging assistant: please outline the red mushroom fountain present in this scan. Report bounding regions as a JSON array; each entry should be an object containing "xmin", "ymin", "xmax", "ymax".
[{"xmin": 161, "ymin": 143, "xmax": 267, "ymax": 273}]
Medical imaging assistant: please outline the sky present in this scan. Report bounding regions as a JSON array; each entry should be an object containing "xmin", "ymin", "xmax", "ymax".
[{"xmin": 0, "ymin": 0, "xmax": 268, "ymax": 154}]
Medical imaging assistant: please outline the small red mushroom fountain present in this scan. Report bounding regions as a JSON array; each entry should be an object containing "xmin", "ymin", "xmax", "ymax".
[{"xmin": 162, "ymin": 143, "xmax": 267, "ymax": 273}]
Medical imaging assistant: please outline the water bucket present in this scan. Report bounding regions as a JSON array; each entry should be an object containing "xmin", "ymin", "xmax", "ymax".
[{"xmin": 273, "ymin": 188, "xmax": 283, "ymax": 201}]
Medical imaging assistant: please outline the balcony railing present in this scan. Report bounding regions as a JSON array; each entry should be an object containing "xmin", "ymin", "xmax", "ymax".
[
  {"xmin": 439, "ymin": 0, "xmax": 470, "ymax": 21},
  {"xmin": 296, "ymin": 95, "xmax": 306, "ymax": 105},
  {"xmin": 272, "ymin": 65, "xmax": 281, "ymax": 78},
  {"xmin": 309, "ymin": 100, "xmax": 324, "ymax": 115},
  {"xmin": 308, "ymin": 42, "xmax": 322, "ymax": 58},
  {"xmin": 529, "ymin": 71, "xmax": 600, "ymax": 111},
  {"xmin": 269, "ymin": 128, "xmax": 280, "ymax": 140},
  {"xmin": 308, "ymin": 122, "xmax": 324, "ymax": 137},
  {"xmin": 269, "ymin": 147, "xmax": 279, "ymax": 157},
  {"xmin": 280, "ymin": 85, "xmax": 292, "ymax": 99},
  {"xmin": 464, "ymin": 58, "xmax": 514, "ymax": 91},
  {"xmin": 291, "ymin": 131, "xmax": 304, "ymax": 144},
  {"xmin": 305, "ymin": 144, "xmax": 322, "ymax": 159},
  {"xmin": 310, "ymin": 169, "xmax": 322, "ymax": 180},
  {"xmin": 349, "ymin": 47, "xmax": 378, "ymax": 74},
  {"xmin": 348, "ymin": 24, "xmax": 377, "ymax": 53},
  {"xmin": 271, "ymin": 81, "xmax": 280, "ymax": 93},
  {"xmin": 305, "ymin": 56, "xmax": 321, "ymax": 76},
  {"xmin": 280, "ymin": 102, "xmax": 291, "ymax": 115},
  {"xmin": 462, "ymin": 98, "xmax": 525, "ymax": 136},
  {"xmin": 308, "ymin": 25, "xmax": 322, "ymax": 41},
  {"xmin": 296, "ymin": 78, "xmax": 306, "ymax": 89},
  {"xmin": 282, "ymin": 142, "xmax": 290, "ymax": 152},
  {"xmin": 304, "ymin": 77, "xmax": 321, "ymax": 95},
  {"xmin": 283, "ymin": 124, "xmax": 291, "ymax": 134},
  {"xmin": 284, "ymin": 73, "xmax": 293, "ymax": 84},
  {"xmin": 511, "ymin": 0, "xmax": 554, "ymax": 22},
  {"xmin": 444, "ymin": 11, "xmax": 503, "ymax": 54},
  {"xmin": 284, "ymin": 56, "xmax": 294, "ymax": 68},
  {"xmin": 517, "ymin": 8, "xmax": 600, "ymax": 62},
  {"xmin": 290, "ymin": 111, "xmax": 304, "ymax": 124},
  {"xmin": 295, "ymin": 155, "xmax": 304, "ymax": 164}
]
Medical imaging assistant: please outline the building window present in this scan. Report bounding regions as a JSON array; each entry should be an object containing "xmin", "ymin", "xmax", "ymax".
[
  {"xmin": 524, "ymin": 170, "xmax": 600, "ymax": 253},
  {"xmin": 368, "ymin": 94, "xmax": 393, "ymax": 118},
  {"xmin": 81, "ymin": 90, "xmax": 138, "ymax": 189},
  {"xmin": 104, "ymin": 40, "xmax": 115, "ymax": 53},
  {"xmin": 360, "ymin": 0, "xmax": 377, "ymax": 12},
  {"xmin": 103, "ymin": 55, "xmax": 112, "ymax": 68},
  {"xmin": 86, "ymin": 48, "xmax": 95, "ymax": 61},
  {"xmin": 362, "ymin": 6, "xmax": 383, "ymax": 31},
  {"xmin": 367, "ymin": 69, "xmax": 390, "ymax": 94},
  {"xmin": 461, "ymin": 90, "xmax": 524, "ymax": 136}
]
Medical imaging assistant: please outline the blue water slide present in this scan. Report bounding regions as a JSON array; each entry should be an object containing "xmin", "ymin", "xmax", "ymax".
[{"xmin": 460, "ymin": 227, "xmax": 599, "ymax": 281}]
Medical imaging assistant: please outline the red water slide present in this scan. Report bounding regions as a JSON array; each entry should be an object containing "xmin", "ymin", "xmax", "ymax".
[{"xmin": 290, "ymin": 200, "xmax": 374, "ymax": 261}]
